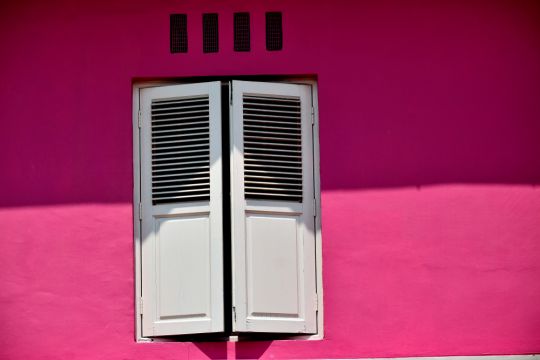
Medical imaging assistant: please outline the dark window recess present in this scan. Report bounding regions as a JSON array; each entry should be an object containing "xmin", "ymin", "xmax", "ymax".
[
  {"xmin": 266, "ymin": 12, "xmax": 283, "ymax": 51},
  {"xmin": 203, "ymin": 14, "xmax": 219, "ymax": 53},
  {"xmin": 170, "ymin": 14, "xmax": 188, "ymax": 53},
  {"xmin": 234, "ymin": 13, "xmax": 250, "ymax": 52}
]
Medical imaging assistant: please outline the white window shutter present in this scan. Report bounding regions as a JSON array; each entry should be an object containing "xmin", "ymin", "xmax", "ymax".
[
  {"xmin": 140, "ymin": 82, "xmax": 224, "ymax": 336},
  {"xmin": 230, "ymin": 80, "xmax": 317, "ymax": 334}
]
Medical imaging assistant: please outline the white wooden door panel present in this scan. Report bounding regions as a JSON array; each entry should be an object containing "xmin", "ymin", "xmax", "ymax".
[
  {"xmin": 157, "ymin": 214, "xmax": 210, "ymax": 319},
  {"xmin": 246, "ymin": 213, "xmax": 302, "ymax": 316},
  {"xmin": 230, "ymin": 80, "xmax": 317, "ymax": 334},
  {"xmin": 140, "ymin": 82, "xmax": 223, "ymax": 336}
]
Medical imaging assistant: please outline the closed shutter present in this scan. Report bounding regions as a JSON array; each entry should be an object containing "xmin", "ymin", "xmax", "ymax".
[
  {"xmin": 230, "ymin": 81, "xmax": 317, "ymax": 333},
  {"xmin": 140, "ymin": 82, "xmax": 223, "ymax": 336}
]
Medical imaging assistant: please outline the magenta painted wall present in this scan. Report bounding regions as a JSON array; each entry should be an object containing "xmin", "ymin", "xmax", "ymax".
[{"xmin": 1, "ymin": 0, "xmax": 540, "ymax": 359}]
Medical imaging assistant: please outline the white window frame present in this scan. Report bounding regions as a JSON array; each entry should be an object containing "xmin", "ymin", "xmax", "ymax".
[{"xmin": 132, "ymin": 78, "xmax": 323, "ymax": 341}]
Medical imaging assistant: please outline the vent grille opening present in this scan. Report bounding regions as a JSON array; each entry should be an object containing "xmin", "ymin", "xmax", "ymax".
[
  {"xmin": 243, "ymin": 95, "xmax": 302, "ymax": 202},
  {"xmin": 234, "ymin": 13, "xmax": 250, "ymax": 52},
  {"xmin": 151, "ymin": 96, "xmax": 210, "ymax": 204},
  {"xmin": 266, "ymin": 12, "xmax": 283, "ymax": 51},
  {"xmin": 170, "ymin": 14, "xmax": 188, "ymax": 53},
  {"xmin": 203, "ymin": 13, "xmax": 219, "ymax": 53}
]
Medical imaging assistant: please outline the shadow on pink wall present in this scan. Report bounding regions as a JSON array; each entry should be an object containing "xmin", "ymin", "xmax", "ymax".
[{"xmin": 193, "ymin": 341, "xmax": 272, "ymax": 359}]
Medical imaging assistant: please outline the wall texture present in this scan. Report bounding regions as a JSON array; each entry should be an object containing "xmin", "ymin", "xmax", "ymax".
[{"xmin": 1, "ymin": 0, "xmax": 540, "ymax": 359}]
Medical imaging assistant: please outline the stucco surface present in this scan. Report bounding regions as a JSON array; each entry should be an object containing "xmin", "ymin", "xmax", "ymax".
[{"xmin": 1, "ymin": 0, "xmax": 540, "ymax": 359}]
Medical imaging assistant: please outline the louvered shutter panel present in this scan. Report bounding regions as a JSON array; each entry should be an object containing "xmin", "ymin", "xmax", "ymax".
[
  {"xmin": 230, "ymin": 81, "xmax": 317, "ymax": 333},
  {"xmin": 140, "ymin": 82, "xmax": 223, "ymax": 336}
]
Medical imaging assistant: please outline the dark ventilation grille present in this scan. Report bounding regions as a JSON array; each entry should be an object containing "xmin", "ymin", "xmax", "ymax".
[
  {"xmin": 151, "ymin": 96, "xmax": 210, "ymax": 204},
  {"xmin": 234, "ymin": 13, "xmax": 250, "ymax": 52},
  {"xmin": 170, "ymin": 14, "xmax": 188, "ymax": 53},
  {"xmin": 203, "ymin": 13, "xmax": 219, "ymax": 53},
  {"xmin": 243, "ymin": 95, "xmax": 303, "ymax": 202},
  {"xmin": 266, "ymin": 12, "xmax": 283, "ymax": 51}
]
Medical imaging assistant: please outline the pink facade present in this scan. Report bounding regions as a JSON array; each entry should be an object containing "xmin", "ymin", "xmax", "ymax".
[{"xmin": 1, "ymin": 0, "xmax": 540, "ymax": 359}]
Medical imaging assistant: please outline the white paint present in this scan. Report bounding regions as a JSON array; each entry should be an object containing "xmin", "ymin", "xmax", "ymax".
[
  {"xmin": 230, "ymin": 80, "xmax": 317, "ymax": 334},
  {"xmin": 139, "ymin": 82, "xmax": 224, "ymax": 336}
]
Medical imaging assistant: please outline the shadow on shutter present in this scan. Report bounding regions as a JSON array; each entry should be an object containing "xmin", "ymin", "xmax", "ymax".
[{"xmin": 243, "ymin": 95, "xmax": 303, "ymax": 202}]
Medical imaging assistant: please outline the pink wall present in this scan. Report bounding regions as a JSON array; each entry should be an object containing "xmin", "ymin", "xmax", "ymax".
[{"xmin": 1, "ymin": 0, "xmax": 540, "ymax": 359}]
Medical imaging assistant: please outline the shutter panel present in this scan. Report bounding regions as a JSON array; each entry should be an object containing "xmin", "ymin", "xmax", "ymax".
[
  {"xmin": 140, "ymin": 82, "xmax": 223, "ymax": 336},
  {"xmin": 230, "ymin": 81, "xmax": 317, "ymax": 334}
]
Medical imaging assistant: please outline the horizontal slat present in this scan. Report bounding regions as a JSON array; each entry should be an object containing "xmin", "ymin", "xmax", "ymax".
[
  {"xmin": 153, "ymin": 183, "xmax": 210, "ymax": 192},
  {"xmin": 153, "ymin": 137, "xmax": 208, "ymax": 145},
  {"xmin": 152, "ymin": 109, "xmax": 209, "ymax": 118},
  {"xmin": 152, "ymin": 152, "xmax": 208, "ymax": 160},
  {"xmin": 245, "ymin": 180, "xmax": 302, "ymax": 188},
  {"xmin": 152, "ymin": 104, "xmax": 209, "ymax": 112},
  {"xmin": 244, "ymin": 192, "xmax": 302, "ymax": 200},
  {"xmin": 153, "ymin": 188, "xmax": 210, "ymax": 197},
  {"xmin": 153, "ymin": 176, "xmax": 209, "ymax": 184},
  {"xmin": 244, "ymin": 147, "xmax": 301, "ymax": 155},
  {"xmin": 152, "ymin": 143, "xmax": 208, "ymax": 151},
  {"xmin": 151, "ymin": 122, "xmax": 209, "ymax": 129},
  {"xmin": 152, "ymin": 168, "xmax": 209, "ymax": 177},
  {"xmin": 152, "ymin": 127, "xmax": 208, "ymax": 135},
  {"xmin": 245, "ymin": 161, "xmax": 301, "ymax": 168},
  {"xmin": 152, "ymin": 161, "xmax": 209, "ymax": 169},
  {"xmin": 245, "ymin": 174, "xmax": 301, "ymax": 181},
  {"xmin": 152, "ymin": 158, "xmax": 210, "ymax": 169},
  {"xmin": 243, "ymin": 96, "xmax": 300, "ymax": 104},
  {"xmin": 152, "ymin": 148, "xmax": 208, "ymax": 157},
  {"xmin": 152, "ymin": 194, "xmax": 210, "ymax": 202},
  {"xmin": 244, "ymin": 135, "xmax": 300, "ymax": 144},
  {"xmin": 244, "ymin": 108, "xmax": 300, "ymax": 116},
  {"xmin": 245, "ymin": 187, "xmax": 302, "ymax": 193},
  {"xmin": 243, "ymin": 102, "xmax": 300, "ymax": 109},
  {"xmin": 151, "ymin": 115, "xmax": 209, "ymax": 123},
  {"xmin": 244, "ymin": 129, "xmax": 301, "ymax": 137},
  {"xmin": 244, "ymin": 124, "xmax": 301, "ymax": 132},
  {"xmin": 153, "ymin": 95, "xmax": 208, "ymax": 104},
  {"xmin": 244, "ymin": 113, "xmax": 300, "ymax": 120},
  {"xmin": 244, "ymin": 141, "xmax": 301, "ymax": 149},
  {"xmin": 244, "ymin": 152, "xmax": 301, "ymax": 160}
]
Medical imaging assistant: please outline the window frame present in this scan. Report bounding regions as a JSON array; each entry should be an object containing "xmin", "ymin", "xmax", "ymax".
[{"xmin": 132, "ymin": 77, "xmax": 323, "ymax": 342}]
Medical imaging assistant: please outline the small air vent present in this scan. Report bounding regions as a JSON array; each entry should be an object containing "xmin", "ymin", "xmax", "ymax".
[
  {"xmin": 203, "ymin": 13, "xmax": 219, "ymax": 53},
  {"xmin": 151, "ymin": 96, "xmax": 210, "ymax": 204},
  {"xmin": 170, "ymin": 14, "xmax": 188, "ymax": 53},
  {"xmin": 234, "ymin": 13, "xmax": 250, "ymax": 52},
  {"xmin": 266, "ymin": 12, "xmax": 283, "ymax": 51},
  {"xmin": 243, "ymin": 95, "xmax": 303, "ymax": 202}
]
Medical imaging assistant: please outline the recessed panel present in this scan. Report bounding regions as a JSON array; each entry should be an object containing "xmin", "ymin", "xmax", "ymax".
[
  {"xmin": 246, "ymin": 213, "xmax": 301, "ymax": 317},
  {"xmin": 156, "ymin": 215, "xmax": 210, "ymax": 319}
]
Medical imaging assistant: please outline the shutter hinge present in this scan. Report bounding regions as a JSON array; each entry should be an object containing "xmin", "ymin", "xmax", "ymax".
[
  {"xmin": 139, "ymin": 297, "xmax": 144, "ymax": 314},
  {"xmin": 313, "ymin": 197, "xmax": 317, "ymax": 218},
  {"xmin": 232, "ymin": 306, "xmax": 236, "ymax": 323},
  {"xmin": 139, "ymin": 203, "xmax": 142, "ymax": 221},
  {"xmin": 137, "ymin": 110, "xmax": 142, "ymax": 128},
  {"xmin": 229, "ymin": 82, "xmax": 233, "ymax": 105},
  {"xmin": 311, "ymin": 106, "xmax": 314, "ymax": 125},
  {"xmin": 314, "ymin": 293, "xmax": 318, "ymax": 311}
]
